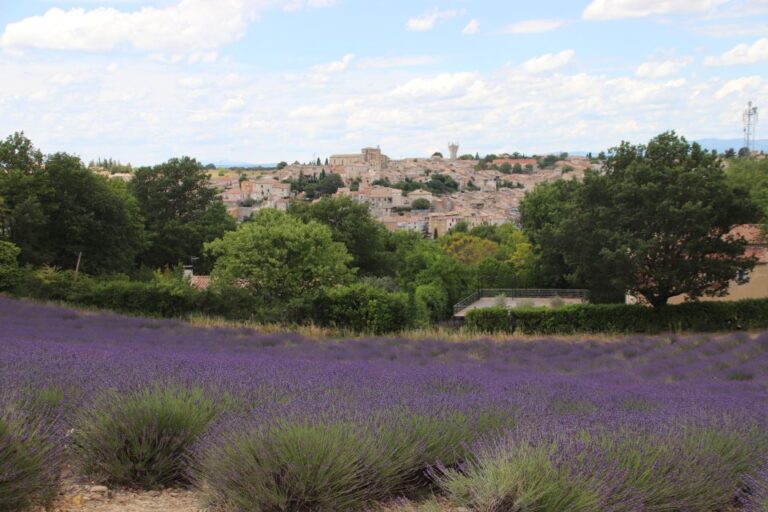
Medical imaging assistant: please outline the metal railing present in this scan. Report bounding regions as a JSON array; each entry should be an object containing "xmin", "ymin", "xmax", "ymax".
[{"xmin": 453, "ymin": 288, "xmax": 589, "ymax": 314}]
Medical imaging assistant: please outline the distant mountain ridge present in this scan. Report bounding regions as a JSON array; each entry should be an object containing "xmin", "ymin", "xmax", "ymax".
[
  {"xmin": 203, "ymin": 160, "xmax": 277, "ymax": 168},
  {"xmin": 695, "ymin": 138, "xmax": 768, "ymax": 153}
]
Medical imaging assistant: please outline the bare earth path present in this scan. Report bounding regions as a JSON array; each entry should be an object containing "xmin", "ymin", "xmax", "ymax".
[{"xmin": 49, "ymin": 484, "xmax": 204, "ymax": 512}]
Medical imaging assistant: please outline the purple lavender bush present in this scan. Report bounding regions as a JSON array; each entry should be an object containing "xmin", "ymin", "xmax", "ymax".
[
  {"xmin": 72, "ymin": 386, "xmax": 221, "ymax": 489},
  {"xmin": 744, "ymin": 464, "xmax": 768, "ymax": 512},
  {"xmin": 197, "ymin": 421, "xmax": 387, "ymax": 511},
  {"xmin": 436, "ymin": 439, "xmax": 604, "ymax": 512},
  {"xmin": 0, "ymin": 404, "xmax": 62, "ymax": 511},
  {"xmin": 1, "ymin": 296, "xmax": 768, "ymax": 510}
]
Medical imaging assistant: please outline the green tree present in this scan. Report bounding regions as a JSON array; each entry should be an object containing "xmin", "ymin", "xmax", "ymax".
[
  {"xmin": 206, "ymin": 209, "xmax": 353, "ymax": 302},
  {"xmin": 288, "ymin": 197, "xmax": 393, "ymax": 276},
  {"xmin": 499, "ymin": 163, "xmax": 512, "ymax": 174},
  {"xmin": 0, "ymin": 170, "xmax": 49, "ymax": 264},
  {"xmin": 316, "ymin": 172, "xmax": 344, "ymax": 196},
  {"xmin": 725, "ymin": 157, "xmax": 768, "ymax": 226},
  {"xmin": 424, "ymin": 174, "xmax": 459, "ymax": 195},
  {"xmin": 129, "ymin": 157, "xmax": 235, "ymax": 270},
  {"xmin": 276, "ymin": 161, "xmax": 288, "ymax": 170},
  {"xmin": 522, "ymin": 132, "xmax": 759, "ymax": 306},
  {"xmin": 411, "ymin": 198, "xmax": 431, "ymax": 210},
  {"xmin": 0, "ymin": 132, "xmax": 43, "ymax": 173},
  {"xmin": 520, "ymin": 182, "xmax": 581, "ymax": 290},
  {"xmin": 0, "ymin": 240, "xmax": 20, "ymax": 290},
  {"xmin": 42, "ymin": 154, "xmax": 146, "ymax": 273},
  {"xmin": 394, "ymin": 237, "xmax": 474, "ymax": 318},
  {"xmin": 0, "ymin": 152, "xmax": 146, "ymax": 273},
  {"xmin": 441, "ymin": 233, "xmax": 498, "ymax": 266}
]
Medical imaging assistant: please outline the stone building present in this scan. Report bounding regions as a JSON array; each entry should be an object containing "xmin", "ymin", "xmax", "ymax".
[{"xmin": 329, "ymin": 147, "xmax": 389, "ymax": 170}]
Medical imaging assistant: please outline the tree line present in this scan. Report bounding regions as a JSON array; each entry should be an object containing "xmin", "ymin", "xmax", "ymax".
[{"xmin": 1, "ymin": 131, "xmax": 766, "ymax": 330}]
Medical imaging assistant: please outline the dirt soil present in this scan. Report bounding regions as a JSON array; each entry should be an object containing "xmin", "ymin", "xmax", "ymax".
[
  {"xmin": 49, "ymin": 483, "xmax": 204, "ymax": 512},
  {"xmin": 46, "ymin": 485, "xmax": 467, "ymax": 511}
]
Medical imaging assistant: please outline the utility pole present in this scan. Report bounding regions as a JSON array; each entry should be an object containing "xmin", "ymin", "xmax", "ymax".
[{"xmin": 73, "ymin": 252, "xmax": 82, "ymax": 283}]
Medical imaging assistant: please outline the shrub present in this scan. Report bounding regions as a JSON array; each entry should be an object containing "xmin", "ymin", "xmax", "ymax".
[
  {"xmin": 550, "ymin": 296, "xmax": 565, "ymax": 308},
  {"xmin": 743, "ymin": 463, "xmax": 768, "ymax": 512},
  {"xmin": 413, "ymin": 283, "xmax": 449, "ymax": 327},
  {"xmin": 318, "ymin": 284, "xmax": 410, "ymax": 334},
  {"xmin": 597, "ymin": 423, "xmax": 761, "ymax": 511},
  {"xmin": 0, "ymin": 409, "xmax": 61, "ymax": 511},
  {"xmin": 465, "ymin": 306, "xmax": 510, "ymax": 333},
  {"xmin": 72, "ymin": 386, "xmax": 220, "ymax": 489},
  {"xmin": 464, "ymin": 299, "xmax": 768, "ymax": 335},
  {"xmin": 377, "ymin": 412, "xmax": 488, "ymax": 495},
  {"xmin": 437, "ymin": 441, "xmax": 601, "ymax": 512},
  {"xmin": 0, "ymin": 241, "xmax": 21, "ymax": 291},
  {"xmin": 198, "ymin": 421, "xmax": 386, "ymax": 511},
  {"xmin": 11, "ymin": 265, "xmax": 75, "ymax": 301},
  {"xmin": 69, "ymin": 278, "xmax": 201, "ymax": 318}
]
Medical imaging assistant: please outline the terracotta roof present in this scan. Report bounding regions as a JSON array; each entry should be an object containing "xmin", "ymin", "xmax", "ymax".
[
  {"xmin": 730, "ymin": 224, "xmax": 767, "ymax": 245},
  {"xmin": 189, "ymin": 276, "xmax": 211, "ymax": 290}
]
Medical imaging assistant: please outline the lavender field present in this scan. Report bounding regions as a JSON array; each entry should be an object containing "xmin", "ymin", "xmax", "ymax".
[{"xmin": 2, "ymin": 296, "xmax": 768, "ymax": 512}]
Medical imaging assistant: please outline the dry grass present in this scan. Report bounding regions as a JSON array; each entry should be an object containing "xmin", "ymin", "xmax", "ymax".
[
  {"xmin": 185, "ymin": 312, "xmax": 634, "ymax": 344},
  {"xmin": 12, "ymin": 295, "xmax": 765, "ymax": 345}
]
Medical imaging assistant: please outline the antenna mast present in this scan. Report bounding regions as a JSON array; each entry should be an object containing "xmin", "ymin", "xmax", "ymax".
[{"xmin": 743, "ymin": 101, "xmax": 759, "ymax": 153}]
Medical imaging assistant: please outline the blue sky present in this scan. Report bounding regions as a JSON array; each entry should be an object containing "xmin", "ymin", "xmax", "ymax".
[{"xmin": 1, "ymin": 0, "xmax": 767, "ymax": 165}]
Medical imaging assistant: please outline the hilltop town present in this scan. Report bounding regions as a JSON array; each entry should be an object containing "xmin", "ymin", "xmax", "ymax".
[{"xmin": 211, "ymin": 145, "xmax": 597, "ymax": 238}]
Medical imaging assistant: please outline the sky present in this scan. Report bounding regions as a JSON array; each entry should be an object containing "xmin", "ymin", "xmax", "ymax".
[{"xmin": 0, "ymin": 0, "xmax": 767, "ymax": 165}]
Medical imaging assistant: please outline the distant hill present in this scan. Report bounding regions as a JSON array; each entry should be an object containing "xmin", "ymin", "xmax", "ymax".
[
  {"xmin": 695, "ymin": 138, "xmax": 768, "ymax": 153},
  {"xmin": 203, "ymin": 160, "xmax": 277, "ymax": 169}
]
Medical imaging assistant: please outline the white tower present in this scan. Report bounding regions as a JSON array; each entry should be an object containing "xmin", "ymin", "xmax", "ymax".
[
  {"xmin": 743, "ymin": 101, "xmax": 759, "ymax": 153},
  {"xmin": 448, "ymin": 142, "xmax": 459, "ymax": 160}
]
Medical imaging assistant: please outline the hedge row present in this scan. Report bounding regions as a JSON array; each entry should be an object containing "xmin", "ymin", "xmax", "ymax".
[
  {"xmin": 8, "ymin": 268, "xmax": 413, "ymax": 334},
  {"xmin": 315, "ymin": 284, "xmax": 410, "ymax": 335},
  {"xmin": 465, "ymin": 300, "xmax": 768, "ymax": 335}
]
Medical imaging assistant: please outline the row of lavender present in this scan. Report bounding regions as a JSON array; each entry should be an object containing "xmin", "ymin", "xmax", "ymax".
[{"xmin": 1, "ymin": 296, "xmax": 768, "ymax": 511}]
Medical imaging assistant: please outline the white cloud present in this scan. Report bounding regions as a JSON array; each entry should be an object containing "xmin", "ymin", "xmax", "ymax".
[
  {"xmin": 635, "ymin": 58, "xmax": 691, "ymax": 78},
  {"xmin": 406, "ymin": 8, "xmax": 464, "ymax": 32},
  {"xmin": 283, "ymin": 0, "xmax": 338, "ymax": 12},
  {"xmin": 692, "ymin": 22, "xmax": 768, "ymax": 38},
  {"xmin": 715, "ymin": 75, "xmax": 763, "ymax": 98},
  {"xmin": 503, "ymin": 19, "xmax": 566, "ymax": 34},
  {"xmin": 312, "ymin": 53, "xmax": 355, "ymax": 74},
  {"xmin": 0, "ymin": 0, "xmax": 336, "ymax": 56},
  {"xmin": 223, "ymin": 95, "xmax": 246, "ymax": 112},
  {"xmin": 462, "ymin": 19, "xmax": 480, "ymax": 35},
  {"xmin": 522, "ymin": 50, "xmax": 575, "ymax": 73},
  {"xmin": 357, "ymin": 55, "xmax": 440, "ymax": 70},
  {"xmin": 390, "ymin": 72, "xmax": 480, "ymax": 98},
  {"xmin": 583, "ymin": 0, "xmax": 727, "ymax": 20},
  {"xmin": 2, "ymin": 43, "xmax": 766, "ymax": 166},
  {"xmin": 705, "ymin": 38, "xmax": 768, "ymax": 65}
]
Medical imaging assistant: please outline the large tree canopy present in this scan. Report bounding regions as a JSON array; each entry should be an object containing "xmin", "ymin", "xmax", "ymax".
[
  {"xmin": 206, "ymin": 209, "xmax": 353, "ymax": 302},
  {"xmin": 725, "ymin": 157, "xmax": 768, "ymax": 231},
  {"xmin": 522, "ymin": 132, "xmax": 759, "ymax": 306},
  {"xmin": 0, "ymin": 151, "xmax": 146, "ymax": 274},
  {"xmin": 0, "ymin": 132, "xmax": 43, "ymax": 174},
  {"xmin": 288, "ymin": 196, "xmax": 394, "ymax": 276},
  {"xmin": 130, "ymin": 156, "xmax": 235, "ymax": 270}
]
